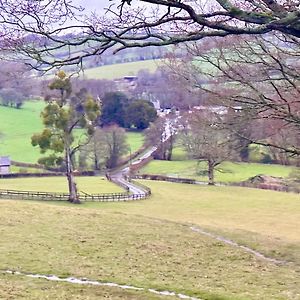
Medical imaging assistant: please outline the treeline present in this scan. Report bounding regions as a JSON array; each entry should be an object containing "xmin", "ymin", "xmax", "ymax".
[
  {"xmin": 0, "ymin": 59, "xmax": 202, "ymax": 112},
  {"xmin": 0, "ymin": 62, "xmax": 35, "ymax": 109},
  {"xmin": 32, "ymin": 74, "xmax": 159, "ymax": 173},
  {"xmin": 100, "ymin": 92, "xmax": 157, "ymax": 130},
  {"xmin": 24, "ymin": 33, "xmax": 175, "ymax": 70}
]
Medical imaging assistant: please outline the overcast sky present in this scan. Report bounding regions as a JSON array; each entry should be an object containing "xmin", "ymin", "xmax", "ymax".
[
  {"xmin": 75, "ymin": 0, "xmax": 120, "ymax": 13},
  {"xmin": 75, "ymin": 0, "xmax": 147, "ymax": 14}
]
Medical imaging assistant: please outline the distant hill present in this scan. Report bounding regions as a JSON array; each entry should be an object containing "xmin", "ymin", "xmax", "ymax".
[{"xmin": 82, "ymin": 59, "xmax": 164, "ymax": 80}]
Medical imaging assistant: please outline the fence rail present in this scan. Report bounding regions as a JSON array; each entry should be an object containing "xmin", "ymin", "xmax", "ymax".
[
  {"xmin": 130, "ymin": 179, "xmax": 152, "ymax": 195},
  {"xmin": 0, "ymin": 188, "xmax": 150, "ymax": 202},
  {"xmin": 132, "ymin": 174, "xmax": 196, "ymax": 185}
]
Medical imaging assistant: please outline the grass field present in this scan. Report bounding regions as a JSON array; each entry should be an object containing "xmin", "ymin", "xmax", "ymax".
[
  {"xmin": 0, "ymin": 102, "xmax": 144, "ymax": 164},
  {"xmin": 82, "ymin": 59, "xmax": 163, "ymax": 79},
  {"xmin": 0, "ymin": 274, "xmax": 166, "ymax": 300},
  {"xmin": 0, "ymin": 101, "xmax": 45, "ymax": 163},
  {"xmin": 0, "ymin": 177, "xmax": 123, "ymax": 194},
  {"xmin": 140, "ymin": 160, "xmax": 296, "ymax": 182},
  {"xmin": 1, "ymin": 182, "xmax": 300, "ymax": 299},
  {"xmin": 81, "ymin": 181, "xmax": 300, "ymax": 263},
  {"xmin": 125, "ymin": 132, "xmax": 145, "ymax": 153}
]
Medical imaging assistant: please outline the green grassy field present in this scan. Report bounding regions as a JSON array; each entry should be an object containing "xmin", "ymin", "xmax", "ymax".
[
  {"xmin": 1, "ymin": 182, "xmax": 300, "ymax": 299},
  {"xmin": 0, "ymin": 102, "xmax": 144, "ymax": 164},
  {"xmin": 0, "ymin": 176, "xmax": 123, "ymax": 194},
  {"xmin": 81, "ymin": 181, "xmax": 300, "ymax": 263},
  {"xmin": 140, "ymin": 160, "xmax": 296, "ymax": 182},
  {"xmin": 125, "ymin": 132, "xmax": 145, "ymax": 153},
  {"xmin": 82, "ymin": 59, "xmax": 163, "ymax": 79},
  {"xmin": 0, "ymin": 101, "xmax": 45, "ymax": 163}
]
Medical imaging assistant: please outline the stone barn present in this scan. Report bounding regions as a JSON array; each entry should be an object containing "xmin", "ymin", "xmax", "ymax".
[{"xmin": 0, "ymin": 156, "xmax": 11, "ymax": 175}]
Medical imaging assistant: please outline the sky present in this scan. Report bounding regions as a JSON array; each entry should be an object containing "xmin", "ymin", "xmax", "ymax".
[
  {"xmin": 75, "ymin": 0, "xmax": 150, "ymax": 14},
  {"xmin": 75, "ymin": 0, "xmax": 126, "ymax": 13},
  {"xmin": 76, "ymin": 0, "xmax": 109, "ymax": 11}
]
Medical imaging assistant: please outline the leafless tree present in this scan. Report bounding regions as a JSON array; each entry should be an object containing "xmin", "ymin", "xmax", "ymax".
[
  {"xmin": 180, "ymin": 110, "xmax": 239, "ymax": 185},
  {"xmin": 1, "ymin": 1, "xmax": 300, "ymax": 69},
  {"xmin": 133, "ymin": 68, "xmax": 202, "ymax": 109},
  {"xmin": 0, "ymin": 61, "xmax": 37, "ymax": 107},
  {"xmin": 78, "ymin": 128, "xmax": 108, "ymax": 171},
  {"xmin": 165, "ymin": 33, "xmax": 300, "ymax": 157},
  {"xmin": 146, "ymin": 116, "xmax": 176, "ymax": 160},
  {"xmin": 101, "ymin": 125, "xmax": 129, "ymax": 169}
]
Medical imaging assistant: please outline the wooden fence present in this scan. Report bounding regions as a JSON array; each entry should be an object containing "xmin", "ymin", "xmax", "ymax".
[
  {"xmin": 0, "ymin": 189, "xmax": 150, "ymax": 202},
  {"xmin": 132, "ymin": 174, "xmax": 196, "ymax": 184},
  {"xmin": 0, "ymin": 171, "xmax": 95, "ymax": 179},
  {"xmin": 130, "ymin": 179, "xmax": 152, "ymax": 195}
]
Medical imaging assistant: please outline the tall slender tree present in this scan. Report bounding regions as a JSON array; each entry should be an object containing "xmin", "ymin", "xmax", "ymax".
[{"xmin": 31, "ymin": 71, "xmax": 101, "ymax": 203}]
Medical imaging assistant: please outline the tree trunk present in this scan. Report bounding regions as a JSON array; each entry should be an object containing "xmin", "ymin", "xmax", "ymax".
[
  {"xmin": 66, "ymin": 147, "xmax": 80, "ymax": 203},
  {"xmin": 93, "ymin": 142, "xmax": 100, "ymax": 170},
  {"xmin": 166, "ymin": 135, "xmax": 174, "ymax": 161},
  {"xmin": 94, "ymin": 153, "xmax": 100, "ymax": 170},
  {"xmin": 208, "ymin": 160, "xmax": 215, "ymax": 185}
]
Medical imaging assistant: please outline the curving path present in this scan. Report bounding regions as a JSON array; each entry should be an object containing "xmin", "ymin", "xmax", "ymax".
[
  {"xmin": 109, "ymin": 117, "xmax": 178, "ymax": 196},
  {"xmin": 108, "ymin": 146, "xmax": 158, "ymax": 197}
]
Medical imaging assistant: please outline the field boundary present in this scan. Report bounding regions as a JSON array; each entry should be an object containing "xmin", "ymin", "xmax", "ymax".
[
  {"xmin": 133, "ymin": 173, "xmax": 300, "ymax": 193},
  {"xmin": 11, "ymin": 160, "xmax": 61, "ymax": 172},
  {"xmin": 0, "ymin": 171, "xmax": 95, "ymax": 179},
  {"xmin": 133, "ymin": 174, "xmax": 197, "ymax": 184},
  {"xmin": 0, "ymin": 188, "xmax": 149, "ymax": 202}
]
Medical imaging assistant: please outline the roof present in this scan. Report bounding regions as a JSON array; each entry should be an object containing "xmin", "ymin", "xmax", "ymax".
[{"xmin": 0, "ymin": 156, "xmax": 11, "ymax": 166}]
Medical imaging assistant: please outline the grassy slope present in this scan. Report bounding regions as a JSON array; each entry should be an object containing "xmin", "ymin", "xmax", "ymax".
[
  {"xmin": 82, "ymin": 59, "xmax": 163, "ymax": 80},
  {"xmin": 0, "ymin": 101, "xmax": 45, "ymax": 163},
  {"xmin": 0, "ymin": 274, "xmax": 165, "ymax": 300},
  {"xmin": 0, "ymin": 177, "xmax": 123, "ymax": 194},
  {"xmin": 125, "ymin": 132, "xmax": 145, "ymax": 153},
  {"xmin": 1, "ymin": 194, "xmax": 299, "ymax": 300},
  {"xmin": 141, "ymin": 160, "xmax": 296, "ymax": 182},
  {"xmin": 0, "ymin": 101, "xmax": 144, "ymax": 164},
  {"xmin": 83, "ymin": 181, "xmax": 300, "ymax": 262}
]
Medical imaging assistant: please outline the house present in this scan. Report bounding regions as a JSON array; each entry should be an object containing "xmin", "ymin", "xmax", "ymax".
[{"xmin": 0, "ymin": 156, "xmax": 11, "ymax": 175}]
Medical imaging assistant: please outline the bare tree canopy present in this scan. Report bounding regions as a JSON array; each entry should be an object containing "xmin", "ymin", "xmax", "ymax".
[
  {"xmin": 1, "ymin": 0, "xmax": 300, "ymax": 69},
  {"xmin": 165, "ymin": 33, "xmax": 300, "ymax": 157}
]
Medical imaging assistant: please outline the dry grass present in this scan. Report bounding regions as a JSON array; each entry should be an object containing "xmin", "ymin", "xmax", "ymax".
[
  {"xmin": 0, "ymin": 274, "xmax": 166, "ymax": 300},
  {"xmin": 81, "ymin": 181, "xmax": 300, "ymax": 265},
  {"xmin": 0, "ymin": 177, "xmax": 123, "ymax": 194},
  {"xmin": 0, "ymin": 195, "xmax": 299, "ymax": 299}
]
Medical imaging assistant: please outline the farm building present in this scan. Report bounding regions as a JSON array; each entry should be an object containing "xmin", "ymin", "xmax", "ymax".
[{"xmin": 0, "ymin": 156, "xmax": 11, "ymax": 174}]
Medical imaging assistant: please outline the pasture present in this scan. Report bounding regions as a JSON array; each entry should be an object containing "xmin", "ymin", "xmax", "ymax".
[
  {"xmin": 0, "ymin": 101, "xmax": 144, "ymax": 164},
  {"xmin": 82, "ymin": 59, "xmax": 163, "ymax": 79},
  {"xmin": 140, "ymin": 160, "xmax": 296, "ymax": 183},
  {"xmin": 0, "ymin": 179, "xmax": 299, "ymax": 299},
  {"xmin": 0, "ymin": 176, "xmax": 123, "ymax": 194},
  {"xmin": 0, "ymin": 101, "xmax": 45, "ymax": 163},
  {"xmin": 125, "ymin": 131, "xmax": 145, "ymax": 154}
]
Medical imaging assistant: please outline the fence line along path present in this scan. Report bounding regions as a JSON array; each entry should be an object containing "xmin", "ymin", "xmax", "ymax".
[
  {"xmin": 0, "ymin": 126, "xmax": 166, "ymax": 202},
  {"xmin": 0, "ymin": 185, "xmax": 150, "ymax": 202},
  {"xmin": 0, "ymin": 165, "xmax": 151, "ymax": 202}
]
